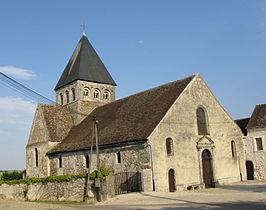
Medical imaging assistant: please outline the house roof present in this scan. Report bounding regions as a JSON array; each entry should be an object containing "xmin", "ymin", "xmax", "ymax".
[
  {"xmin": 41, "ymin": 105, "xmax": 74, "ymax": 142},
  {"xmin": 48, "ymin": 75, "xmax": 195, "ymax": 154},
  {"xmin": 246, "ymin": 104, "xmax": 266, "ymax": 129},
  {"xmin": 54, "ymin": 35, "xmax": 116, "ymax": 90},
  {"xmin": 235, "ymin": 118, "xmax": 250, "ymax": 136}
]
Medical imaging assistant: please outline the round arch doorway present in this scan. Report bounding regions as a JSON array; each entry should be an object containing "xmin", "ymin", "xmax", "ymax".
[
  {"xmin": 202, "ymin": 149, "xmax": 214, "ymax": 188},
  {"xmin": 168, "ymin": 169, "xmax": 176, "ymax": 192}
]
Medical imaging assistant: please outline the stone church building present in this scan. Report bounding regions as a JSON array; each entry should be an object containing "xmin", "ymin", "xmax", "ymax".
[{"xmin": 26, "ymin": 34, "xmax": 246, "ymax": 192}]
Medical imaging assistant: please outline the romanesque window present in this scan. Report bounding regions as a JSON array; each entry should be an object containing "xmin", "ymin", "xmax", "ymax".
[
  {"xmin": 94, "ymin": 89, "xmax": 100, "ymax": 99},
  {"xmin": 59, "ymin": 156, "xmax": 62, "ymax": 168},
  {"xmin": 71, "ymin": 88, "xmax": 75, "ymax": 101},
  {"xmin": 117, "ymin": 152, "xmax": 121, "ymax": 163},
  {"xmin": 166, "ymin": 138, "xmax": 174, "ymax": 156},
  {"xmin": 196, "ymin": 107, "xmax": 209, "ymax": 135},
  {"xmin": 255, "ymin": 138, "xmax": 263, "ymax": 151},
  {"xmin": 103, "ymin": 90, "xmax": 110, "ymax": 101},
  {"xmin": 35, "ymin": 148, "xmax": 38, "ymax": 167},
  {"xmin": 85, "ymin": 154, "xmax": 90, "ymax": 169},
  {"xmin": 65, "ymin": 90, "xmax": 69, "ymax": 104},
  {"xmin": 60, "ymin": 93, "xmax": 63, "ymax": 105},
  {"xmin": 231, "ymin": 141, "xmax": 236, "ymax": 158},
  {"xmin": 84, "ymin": 87, "xmax": 90, "ymax": 97}
]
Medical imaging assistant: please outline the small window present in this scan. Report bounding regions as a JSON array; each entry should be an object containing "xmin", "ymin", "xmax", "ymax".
[
  {"xmin": 85, "ymin": 154, "xmax": 89, "ymax": 169},
  {"xmin": 65, "ymin": 90, "xmax": 69, "ymax": 104},
  {"xmin": 35, "ymin": 148, "xmax": 38, "ymax": 167},
  {"xmin": 103, "ymin": 90, "xmax": 110, "ymax": 100},
  {"xmin": 231, "ymin": 141, "xmax": 236, "ymax": 158},
  {"xmin": 166, "ymin": 138, "xmax": 174, "ymax": 156},
  {"xmin": 71, "ymin": 88, "xmax": 75, "ymax": 101},
  {"xmin": 59, "ymin": 156, "xmax": 62, "ymax": 168},
  {"xmin": 117, "ymin": 152, "xmax": 121, "ymax": 163},
  {"xmin": 60, "ymin": 93, "xmax": 63, "ymax": 105},
  {"xmin": 255, "ymin": 138, "xmax": 263, "ymax": 151},
  {"xmin": 94, "ymin": 89, "xmax": 100, "ymax": 99},
  {"xmin": 196, "ymin": 107, "xmax": 209, "ymax": 135},
  {"xmin": 84, "ymin": 87, "xmax": 90, "ymax": 97}
]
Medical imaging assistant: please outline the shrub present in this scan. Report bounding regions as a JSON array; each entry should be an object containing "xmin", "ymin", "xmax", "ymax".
[
  {"xmin": 0, "ymin": 173, "xmax": 86, "ymax": 186},
  {"xmin": 89, "ymin": 166, "xmax": 110, "ymax": 182},
  {"xmin": 2, "ymin": 171, "xmax": 23, "ymax": 181}
]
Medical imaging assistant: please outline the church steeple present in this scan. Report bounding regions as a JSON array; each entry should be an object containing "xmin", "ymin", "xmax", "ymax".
[
  {"xmin": 54, "ymin": 34, "xmax": 116, "ymax": 125},
  {"xmin": 55, "ymin": 34, "xmax": 116, "ymax": 90}
]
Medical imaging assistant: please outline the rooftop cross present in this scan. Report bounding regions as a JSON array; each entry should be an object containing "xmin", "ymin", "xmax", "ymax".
[{"xmin": 81, "ymin": 21, "xmax": 86, "ymax": 36}]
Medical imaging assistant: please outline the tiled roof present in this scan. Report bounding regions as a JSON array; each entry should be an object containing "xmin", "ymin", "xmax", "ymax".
[
  {"xmin": 41, "ymin": 105, "xmax": 74, "ymax": 142},
  {"xmin": 48, "ymin": 75, "xmax": 195, "ymax": 154},
  {"xmin": 235, "ymin": 118, "xmax": 250, "ymax": 136},
  {"xmin": 54, "ymin": 35, "xmax": 116, "ymax": 90},
  {"xmin": 246, "ymin": 104, "xmax": 266, "ymax": 129}
]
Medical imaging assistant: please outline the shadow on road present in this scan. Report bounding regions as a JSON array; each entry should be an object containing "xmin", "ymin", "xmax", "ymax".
[{"xmin": 217, "ymin": 183, "xmax": 266, "ymax": 193}]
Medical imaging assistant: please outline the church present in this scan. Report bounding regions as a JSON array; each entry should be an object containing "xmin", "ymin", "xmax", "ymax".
[{"xmin": 26, "ymin": 34, "xmax": 246, "ymax": 192}]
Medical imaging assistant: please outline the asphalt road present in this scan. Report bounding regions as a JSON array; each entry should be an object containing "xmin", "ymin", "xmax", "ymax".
[{"xmin": 0, "ymin": 181, "xmax": 265, "ymax": 210}]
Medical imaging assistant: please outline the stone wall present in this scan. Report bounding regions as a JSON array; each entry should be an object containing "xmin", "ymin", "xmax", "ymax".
[
  {"xmin": 245, "ymin": 128, "xmax": 266, "ymax": 180},
  {"xmin": 0, "ymin": 178, "xmax": 114, "ymax": 202},
  {"xmin": 55, "ymin": 80, "xmax": 116, "ymax": 125},
  {"xmin": 148, "ymin": 75, "xmax": 245, "ymax": 192},
  {"xmin": 49, "ymin": 142, "xmax": 150, "ymax": 177}
]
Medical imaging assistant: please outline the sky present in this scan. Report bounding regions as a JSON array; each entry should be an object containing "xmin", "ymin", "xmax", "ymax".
[{"xmin": 0, "ymin": 0, "xmax": 266, "ymax": 170}]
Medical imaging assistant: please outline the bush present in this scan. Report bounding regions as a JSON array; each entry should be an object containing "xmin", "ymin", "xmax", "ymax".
[
  {"xmin": 89, "ymin": 166, "xmax": 110, "ymax": 182},
  {"xmin": 0, "ymin": 173, "xmax": 86, "ymax": 186},
  {"xmin": 2, "ymin": 171, "xmax": 23, "ymax": 181}
]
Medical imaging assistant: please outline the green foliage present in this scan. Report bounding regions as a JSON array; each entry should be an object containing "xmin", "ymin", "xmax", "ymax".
[
  {"xmin": 1, "ymin": 171, "xmax": 23, "ymax": 181},
  {"xmin": 0, "ymin": 173, "xmax": 86, "ymax": 186},
  {"xmin": 89, "ymin": 166, "xmax": 110, "ymax": 182}
]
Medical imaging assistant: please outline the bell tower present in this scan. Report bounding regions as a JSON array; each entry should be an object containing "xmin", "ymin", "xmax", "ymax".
[{"xmin": 54, "ymin": 34, "xmax": 116, "ymax": 124}]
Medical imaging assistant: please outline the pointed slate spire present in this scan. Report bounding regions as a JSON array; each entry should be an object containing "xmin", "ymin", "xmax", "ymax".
[{"xmin": 54, "ymin": 34, "xmax": 116, "ymax": 90}]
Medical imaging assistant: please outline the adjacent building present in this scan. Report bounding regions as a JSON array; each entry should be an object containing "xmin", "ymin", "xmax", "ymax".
[{"xmin": 236, "ymin": 104, "xmax": 266, "ymax": 180}]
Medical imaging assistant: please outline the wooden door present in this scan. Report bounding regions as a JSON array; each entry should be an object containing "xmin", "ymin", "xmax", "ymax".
[
  {"xmin": 202, "ymin": 149, "xmax": 214, "ymax": 188},
  {"xmin": 168, "ymin": 169, "xmax": 176, "ymax": 192},
  {"xmin": 246, "ymin": 161, "xmax": 254, "ymax": 180}
]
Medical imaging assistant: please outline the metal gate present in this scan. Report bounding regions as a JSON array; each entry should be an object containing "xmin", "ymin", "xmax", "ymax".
[{"xmin": 114, "ymin": 172, "xmax": 142, "ymax": 195}]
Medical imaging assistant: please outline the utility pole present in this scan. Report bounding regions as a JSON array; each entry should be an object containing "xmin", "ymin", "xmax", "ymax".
[
  {"xmin": 93, "ymin": 115, "xmax": 101, "ymax": 201},
  {"xmin": 93, "ymin": 115, "xmax": 100, "ymax": 171}
]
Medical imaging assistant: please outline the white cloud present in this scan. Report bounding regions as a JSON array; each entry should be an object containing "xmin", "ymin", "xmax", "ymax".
[
  {"xmin": 0, "ymin": 97, "xmax": 36, "ymax": 125},
  {"xmin": 0, "ymin": 65, "xmax": 37, "ymax": 80}
]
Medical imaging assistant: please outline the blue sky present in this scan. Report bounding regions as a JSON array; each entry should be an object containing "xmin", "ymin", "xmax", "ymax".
[{"xmin": 0, "ymin": 0, "xmax": 266, "ymax": 170}]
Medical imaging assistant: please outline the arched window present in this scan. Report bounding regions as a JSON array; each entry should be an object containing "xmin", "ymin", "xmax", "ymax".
[
  {"xmin": 117, "ymin": 151, "xmax": 121, "ymax": 163},
  {"xmin": 166, "ymin": 138, "xmax": 174, "ymax": 156},
  {"xmin": 231, "ymin": 141, "xmax": 236, "ymax": 158},
  {"xmin": 94, "ymin": 89, "xmax": 100, "ymax": 99},
  {"xmin": 85, "ymin": 154, "xmax": 90, "ymax": 169},
  {"xmin": 35, "ymin": 148, "xmax": 38, "ymax": 167},
  {"xmin": 59, "ymin": 156, "xmax": 62, "ymax": 168},
  {"xmin": 196, "ymin": 107, "xmax": 209, "ymax": 135},
  {"xmin": 84, "ymin": 87, "xmax": 90, "ymax": 97},
  {"xmin": 60, "ymin": 93, "xmax": 63, "ymax": 105},
  {"xmin": 103, "ymin": 90, "xmax": 110, "ymax": 101},
  {"xmin": 65, "ymin": 90, "xmax": 69, "ymax": 104},
  {"xmin": 71, "ymin": 88, "xmax": 75, "ymax": 101}
]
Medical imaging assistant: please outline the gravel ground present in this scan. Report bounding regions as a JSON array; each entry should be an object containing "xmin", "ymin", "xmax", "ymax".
[{"xmin": 0, "ymin": 181, "xmax": 265, "ymax": 210}]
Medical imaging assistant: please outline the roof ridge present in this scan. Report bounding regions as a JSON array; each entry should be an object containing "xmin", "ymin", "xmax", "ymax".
[{"xmin": 108, "ymin": 74, "xmax": 196, "ymax": 105}]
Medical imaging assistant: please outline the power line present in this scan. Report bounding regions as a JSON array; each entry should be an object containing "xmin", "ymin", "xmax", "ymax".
[
  {"xmin": 0, "ymin": 72, "xmax": 250, "ymax": 122},
  {"xmin": 0, "ymin": 72, "xmax": 55, "ymax": 104},
  {"xmin": 0, "ymin": 72, "xmax": 88, "ymax": 117}
]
